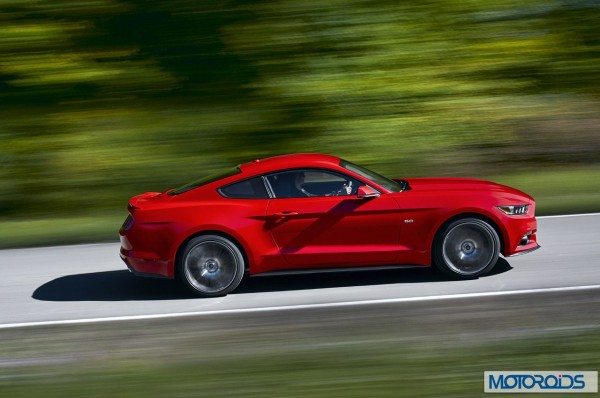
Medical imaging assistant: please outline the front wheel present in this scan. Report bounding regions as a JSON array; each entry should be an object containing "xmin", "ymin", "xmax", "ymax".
[
  {"xmin": 433, "ymin": 218, "xmax": 500, "ymax": 278},
  {"xmin": 178, "ymin": 235, "xmax": 245, "ymax": 297}
]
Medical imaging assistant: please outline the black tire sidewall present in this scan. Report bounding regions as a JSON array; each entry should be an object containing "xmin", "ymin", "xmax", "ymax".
[
  {"xmin": 433, "ymin": 218, "xmax": 500, "ymax": 279},
  {"xmin": 177, "ymin": 234, "xmax": 246, "ymax": 297}
]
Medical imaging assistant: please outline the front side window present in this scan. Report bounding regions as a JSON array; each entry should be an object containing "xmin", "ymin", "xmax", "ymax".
[
  {"xmin": 266, "ymin": 169, "xmax": 359, "ymax": 198},
  {"xmin": 219, "ymin": 177, "xmax": 269, "ymax": 199},
  {"xmin": 339, "ymin": 159, "xmax": 403, "ymax": 192}
]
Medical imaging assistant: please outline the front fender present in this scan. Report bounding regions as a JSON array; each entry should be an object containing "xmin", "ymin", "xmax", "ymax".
[{"xmin": 427, "ymin": 207, "xmax": 510, "ymax": 256}]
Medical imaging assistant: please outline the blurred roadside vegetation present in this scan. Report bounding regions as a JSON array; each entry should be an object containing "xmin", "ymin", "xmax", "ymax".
[
  {"xmin": 0, "ymin": 321, "xmax": 598, "ymax": 397},
  {"xmin": 1, "ymin": 0, "xmax": 599, "ymax": 246}
]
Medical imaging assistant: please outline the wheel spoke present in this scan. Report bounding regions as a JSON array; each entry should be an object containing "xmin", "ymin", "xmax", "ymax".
[
  {"xmin": 442, "ymin": 221, "xmax": 496, "ymax": 275},
  {"xmin": 183, "ymin": 240, "xmax": 238, "ymax": 294}
]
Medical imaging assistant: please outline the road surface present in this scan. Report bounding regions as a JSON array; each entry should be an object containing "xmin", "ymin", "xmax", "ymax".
[{"xmin": 1, "ymin": 213, "xmax": 599, "ymax": 328}]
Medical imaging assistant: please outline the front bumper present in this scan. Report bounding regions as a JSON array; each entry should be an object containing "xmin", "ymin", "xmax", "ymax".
[
  {"xmin": 501, "ymin": 213, "xmax": 539, "ymax": 256},
  {"xmin": 507, "ymin": 243, "xmax": 540, "ymax": 257}
]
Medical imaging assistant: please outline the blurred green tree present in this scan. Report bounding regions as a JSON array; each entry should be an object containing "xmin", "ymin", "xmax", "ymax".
[{"xmin": 0, "ymin": 0, "xmax": 598, "ymax": 225}]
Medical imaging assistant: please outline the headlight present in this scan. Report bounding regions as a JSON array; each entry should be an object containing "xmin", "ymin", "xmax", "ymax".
[{"xmin": 497, "ymin": 205, "xmax": 529, "ymax": 215}]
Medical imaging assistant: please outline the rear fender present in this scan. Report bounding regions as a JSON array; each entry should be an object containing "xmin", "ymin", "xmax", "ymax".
[{"xmin": 170, "ymin": 224, "xmax": 254, "ymax": 278}]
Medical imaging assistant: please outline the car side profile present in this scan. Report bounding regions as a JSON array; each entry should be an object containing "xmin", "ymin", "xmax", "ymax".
[{"xmin": 119, "ymin": 153, "xmax": 539, "ymax": 296}]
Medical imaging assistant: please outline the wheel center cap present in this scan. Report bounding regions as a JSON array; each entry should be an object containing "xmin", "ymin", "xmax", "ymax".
[
  {"xmin": 204, "ymin": 259, "xmax": 219, "ymax": 273},
  {"xmin": 461, "ymin": 241, "xmax": 475, "ymax": 254}
]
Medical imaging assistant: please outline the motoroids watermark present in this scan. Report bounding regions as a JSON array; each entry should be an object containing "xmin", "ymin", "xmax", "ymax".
[{"xmin": 484, "ymin": 371, "xmax": 598, "ymax": 393}]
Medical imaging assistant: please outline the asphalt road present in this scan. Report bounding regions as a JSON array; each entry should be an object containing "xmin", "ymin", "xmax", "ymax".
[{"xmin": 1, "ymin": 213, "xmax": 599, "ymax": 328}]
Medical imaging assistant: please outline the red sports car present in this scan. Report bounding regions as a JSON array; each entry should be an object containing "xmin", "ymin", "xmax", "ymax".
[{"xmin": 119, "ymin": 153, "xmax": 539, "ymax": 296}]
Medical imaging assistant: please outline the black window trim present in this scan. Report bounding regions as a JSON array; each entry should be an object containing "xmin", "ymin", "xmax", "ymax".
[
  {"xmin": 263, "ymin": 167, "xmax": 380, "ymax": 199},
  {"xmin": 262, "ymin": 175, "xmax": 276, "ymax": 198}
]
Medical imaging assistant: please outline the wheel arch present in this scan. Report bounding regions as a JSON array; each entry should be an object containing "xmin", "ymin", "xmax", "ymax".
[
  {"xmin": 173, "ymin": 229, "xmax": 251, "ymax": 279},
  {"xmin": 430, "ymin": 211, "xmax": 508, "ymax": 262}
]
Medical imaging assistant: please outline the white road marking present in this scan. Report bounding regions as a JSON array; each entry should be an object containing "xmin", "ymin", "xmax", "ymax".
[
  {"xmin": 1, "ymin": 284, "xmax": 599, "ymax": 330},
  {"xmin": 537, "ymin": 212, "xmax": 600, "ymax": 219}
]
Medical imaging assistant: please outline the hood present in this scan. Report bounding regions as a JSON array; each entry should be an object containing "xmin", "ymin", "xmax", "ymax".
[{"xmin": 401, "ymin": 177, "xmax": 533, "ymax": 200}]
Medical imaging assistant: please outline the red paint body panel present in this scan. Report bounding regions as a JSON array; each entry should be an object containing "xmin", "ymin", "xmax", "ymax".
[
  {"xmin": 267, "ymin": 195, "xmax": 401, "ymax": 268},
  {"xmin": 119, "ymin": 153, "xmax": 538, "ymax": 278}
]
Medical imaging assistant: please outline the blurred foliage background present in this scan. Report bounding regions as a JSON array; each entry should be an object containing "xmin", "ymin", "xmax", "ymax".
[{"xmin": 1, "ymin": 0, "xmax": 599, "ymax": 246}]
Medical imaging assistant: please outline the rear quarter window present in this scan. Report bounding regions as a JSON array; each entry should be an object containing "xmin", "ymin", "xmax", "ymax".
[
  {"xmin": 219, "ymin": 177, "xmax": 269, "ymax": 199},
  {"xmin": 169, "ymin": 167, "xmax": 241, "ymax": 195}
]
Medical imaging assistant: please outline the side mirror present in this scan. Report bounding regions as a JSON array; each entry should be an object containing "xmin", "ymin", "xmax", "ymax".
[{"xmin": 357, "ymin": 185, "xmax": 380, "ymax": 199}]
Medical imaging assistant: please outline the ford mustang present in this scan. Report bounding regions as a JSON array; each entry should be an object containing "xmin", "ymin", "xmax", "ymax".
[{"xmin": 119, "ymin": 153, "xmax": 539, "ymax": 296}]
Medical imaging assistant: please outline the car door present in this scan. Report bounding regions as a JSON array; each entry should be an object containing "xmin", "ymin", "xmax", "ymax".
[{"xmin": 264, "ymin": 169, "xmax": 402, "ymax": 268}]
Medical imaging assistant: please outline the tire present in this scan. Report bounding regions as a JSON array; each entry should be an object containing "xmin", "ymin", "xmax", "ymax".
[
  {"xmin": 433, "ymin": 218, "xmax": 500, "ymax": 278},
  {"xmin": 177, "ymin": 234, "xmax": 245, "ymax": 297}
]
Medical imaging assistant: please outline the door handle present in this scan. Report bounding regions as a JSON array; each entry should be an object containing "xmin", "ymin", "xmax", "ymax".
[{"xmin": 272, "ymin": 211, "xmax": 299, "ymax": 217}]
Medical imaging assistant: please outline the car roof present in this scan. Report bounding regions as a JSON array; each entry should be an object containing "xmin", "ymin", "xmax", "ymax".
[{"xmin": 239, "ymin": 153, "xmax": 341, "ymax": 175}]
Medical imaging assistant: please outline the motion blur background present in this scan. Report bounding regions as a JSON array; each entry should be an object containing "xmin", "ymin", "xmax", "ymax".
[
  {"xmin": 1, "ymin": 2, "xmax": 599, "ymax": 397},
  {"xmin": 1, "ymin": 0, "xmax": 599, "ymax": 246}
]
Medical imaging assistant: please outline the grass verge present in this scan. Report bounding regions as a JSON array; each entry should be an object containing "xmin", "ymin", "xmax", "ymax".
[
  {"xmin": 0, "ymin": 214, "xmax": 124, "ymax": 249},
  {"xmin": 0, "ymin": 329, "xmax": 598, "ymax": 397},
  {"xmin": 1, "ymin": 167, "xmax": 599, "ymax": 249}
]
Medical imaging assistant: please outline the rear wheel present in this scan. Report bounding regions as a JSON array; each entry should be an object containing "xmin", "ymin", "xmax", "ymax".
[
  {"xmin": 433, "ymin": 218, "xmax": 500, "ymax": 278},
  {"xmin": 178, "ymin": 235, "xmax": 245, "ymax": 297}
]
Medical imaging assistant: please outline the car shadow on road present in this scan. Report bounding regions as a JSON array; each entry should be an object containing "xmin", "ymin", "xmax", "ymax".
[{"xmin": 32, "ymin": 258, "xmax": 512, "ymax": 301}]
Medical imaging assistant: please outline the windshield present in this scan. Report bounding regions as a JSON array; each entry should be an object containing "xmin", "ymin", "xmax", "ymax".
[
  {"xmin": 339, "ymin": 159, "xmax": 403, "ymax": 192},
  {"xmin": 168, "ymin": 167, "xmax": 241, "ymax": 195}
]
